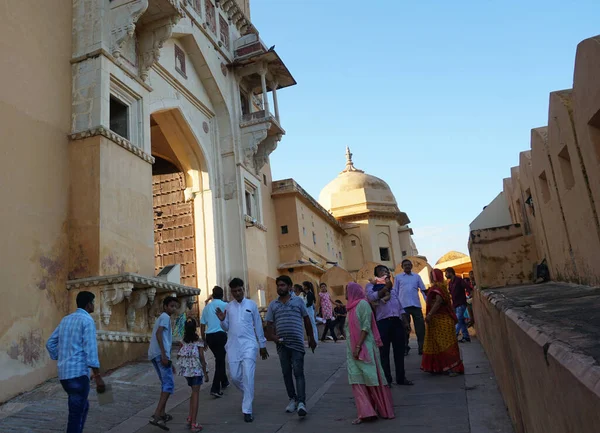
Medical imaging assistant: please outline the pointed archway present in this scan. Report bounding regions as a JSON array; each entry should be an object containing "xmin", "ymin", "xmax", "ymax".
[{"xmin": 150, "ymin": 108, "xmax": 216, "ymax": 318}]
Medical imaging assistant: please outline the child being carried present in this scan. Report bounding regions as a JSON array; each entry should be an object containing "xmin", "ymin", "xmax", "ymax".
[{"xmin": 369, "ymin": 267, "xmax": 392, "ymax": 304}]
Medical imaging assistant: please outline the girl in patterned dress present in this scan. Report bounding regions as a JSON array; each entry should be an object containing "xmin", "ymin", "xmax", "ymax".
[
  {"xmin": 319, "ymin": 283, "xmax": 338, "ymax": 342},
  {"xmin": 177, "ymin": 318, "xmax": 208, "ymax": 432}
]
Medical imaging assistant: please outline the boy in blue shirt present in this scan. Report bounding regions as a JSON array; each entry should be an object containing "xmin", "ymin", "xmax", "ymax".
[{"xmin": 148, "ymin": 296, "xmax": 179, "ymax": 430}]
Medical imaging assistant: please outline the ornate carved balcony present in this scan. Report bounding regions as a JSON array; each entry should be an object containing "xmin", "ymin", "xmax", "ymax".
[{"xmin": 240, "ymin": 110, "xmax": 284, "ymax": 173}]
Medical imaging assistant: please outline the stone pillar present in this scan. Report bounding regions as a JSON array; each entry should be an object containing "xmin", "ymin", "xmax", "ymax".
[
  {"xmin": 260, "ymin": 70, "xmax": 269, "ymax": 115},
  {"xmin": 272, "ymin": 82, "xmax": 280, "ymax": 122}
]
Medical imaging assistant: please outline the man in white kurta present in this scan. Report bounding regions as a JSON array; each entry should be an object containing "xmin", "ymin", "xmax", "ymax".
[{"xmin": 217, "ymin": 278, "xmax": 268, "ymax": 423}]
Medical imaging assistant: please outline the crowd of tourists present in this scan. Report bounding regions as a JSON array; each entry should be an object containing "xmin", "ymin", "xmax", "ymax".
[{"xmin": 45, "ymin": 260, "xmax": 475, "ymax": 432}]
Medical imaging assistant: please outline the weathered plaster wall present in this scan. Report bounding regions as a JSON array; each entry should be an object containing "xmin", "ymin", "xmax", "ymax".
[
  {"xmin": 0, "ymin": 0, "xmax": 73, "ymax": 402},
  {"xmin": 546, "ymin": 90, "xmax": 600, "ymax": 285},
  {"xmin": 473, "ymin": 288, "xmax": 600, "ymax": 433},
  {"xmin": 469, "ymin": 225, "xmax": 538, "ymax": 289},
  {"xmin": 573, "ymin": 36, "xmax": 600, "ymax": 237}
]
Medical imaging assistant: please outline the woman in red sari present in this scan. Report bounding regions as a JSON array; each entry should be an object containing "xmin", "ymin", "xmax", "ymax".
[{"xmin": 421, "ymin": 268, "xmax": 465, "ymax": 376}]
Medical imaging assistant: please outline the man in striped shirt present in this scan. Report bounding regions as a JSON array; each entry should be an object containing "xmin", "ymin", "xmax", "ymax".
[
  {"xmin": 46, "ymin": 291, "xmax": 105, "ymax": 433},
  {"xmin": 266, "ymin": 276, "xmax": 316, "ymax": 418}
]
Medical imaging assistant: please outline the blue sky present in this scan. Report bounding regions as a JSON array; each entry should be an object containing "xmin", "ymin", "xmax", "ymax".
[{"xmin": 250, "ymin": 0, "xmax": 600, "ymax": 263}]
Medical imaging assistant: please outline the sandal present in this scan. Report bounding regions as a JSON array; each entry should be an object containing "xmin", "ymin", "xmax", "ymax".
[
  {"xmin": 186, "ymin": 416, "xmax": 192, "ymax": 428},
  {"xmin": 161, "ymin": 414, "xmax": 173, "ymax": 422},
  {"xmin": 149, "ymin": 416, "xmax": 170, "ymax": 431},
  {"xmin": 352, "ymin": 418, "xmax": 362, "ymax": 425},
  {"xmin": 191, "ymin": 423, "xmax": 203, "ymax": 432},
  {"xmin": 397, "ymin": 378, "xmax": 414, "ymax": 386}
]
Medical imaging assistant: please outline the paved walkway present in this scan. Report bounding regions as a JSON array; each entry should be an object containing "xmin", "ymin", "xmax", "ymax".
[{"xmin": 0, "ymin": 337, "xmax": 514, "ymax": 433}]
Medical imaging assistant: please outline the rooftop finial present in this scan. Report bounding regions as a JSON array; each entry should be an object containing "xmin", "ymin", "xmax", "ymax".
[{"xmin": 341, "ymin": 146, "xmax": 364, "ymax": 174}]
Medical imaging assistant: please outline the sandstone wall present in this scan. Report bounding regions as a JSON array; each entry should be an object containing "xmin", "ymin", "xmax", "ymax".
[
  {"xmin": 469, "ymin": 225, "xmax": 538, "ymax": 289},
  {"xmin": 478, "ymin": 34, "xmax": 600, "ymax": 287},
  {"xmin": 0, "ymin": 0, "xmax": 73, "ymax": 403}
]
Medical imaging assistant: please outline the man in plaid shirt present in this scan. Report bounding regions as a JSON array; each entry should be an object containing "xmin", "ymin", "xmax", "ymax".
[{"xmin": 46, "ymin": 291, "xmax": 105, "ymax": 433}]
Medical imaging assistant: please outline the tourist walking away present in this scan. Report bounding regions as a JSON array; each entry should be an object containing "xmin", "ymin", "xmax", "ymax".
[
  {"xmin": 319, "ymin": 283, "xmax": 337, "ymax": 342},
  {"xmin": 216, "ymin": 278, "xmax": 268, "ymax": 423},
  {"xmin": 367, "ymin": 265, "xmax": 413, "ymax": 386},
  {"xmin": 302, "ymin": 281, "xmax": 319, "ymax": 344},
  {"xmin": 334, "ymin": 300, "xmax": 347, "ymax": 339},
  {"xmin": 421, "ymin": 269, "xmax": 464, "ymax": 376},
  {"xmin": 46, "ymin": 291, "xmax": 105, "ymax": 433},
  {"xmin": 395, "ymin": 259, "xmax": 427, "ymax": 355},
  {"xmin": 177, "ymin": 318, "xmax": 209, "ymax": 432},
  {"xmin": 148, "ymin": 296, "xmax": 179, "ymax": 430},
  {"xmin": 446, "ymin": 267, "xmax": 471, "ymax": 342},
  {"xmin": 345, "ymin": 282, "xmax": 395, "ymax": 425},
  {"xmin": 266, "ymin": 276, "xmax": 317, "ymax": 417},
  {"xmin": 200, "ymin": 286, "xmax": 230, "ymax": 397}
]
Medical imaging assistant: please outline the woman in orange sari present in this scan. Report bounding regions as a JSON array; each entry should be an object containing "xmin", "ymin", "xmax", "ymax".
[{"xmin": 421, "ymin": 268, "xmax": 464, "ymax": 376}]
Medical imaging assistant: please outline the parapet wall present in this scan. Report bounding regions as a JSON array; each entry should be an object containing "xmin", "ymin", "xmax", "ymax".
[
  {"xmin": 473, "ymin": 284, "xmax": 600, "ymax": 433},
  {"xmin": 469, "ymin": 224, "xmax": 538, "ymax": 289}
]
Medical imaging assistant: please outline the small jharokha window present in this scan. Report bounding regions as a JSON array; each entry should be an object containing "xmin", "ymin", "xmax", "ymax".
[
  {"xmin": 379, "ymin": 247, "xmax": 390, "ymax": 262},
  {"xmin": 174, "ymin": 44, "xmax": 186, "ymax": 78}
]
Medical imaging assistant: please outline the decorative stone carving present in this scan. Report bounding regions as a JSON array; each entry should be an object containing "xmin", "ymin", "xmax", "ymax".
[
  {"xmin": 139, "ymin": 17, "xmax": 179, "ymax": 81},
  {"xmin": 243, "ymin": 129, "xmax": 268, "ymax": 168},
  {"xmin": 97, "ymin": 330, "xmax": 150, "ymax": 343},
  {"xmin": 100, "ymin": 282, "xmax": 134, "ymax": 326},
  {"xmin": 254, "ymin": 134, "xmax": 282, "ymax": 174},
  {"xmin": 126, "ymin": 290, "xmax": 150, "ymax": 330},
  {"xmin": 111, "ymin": 0, "xmax": 150, "ymax": 59}
]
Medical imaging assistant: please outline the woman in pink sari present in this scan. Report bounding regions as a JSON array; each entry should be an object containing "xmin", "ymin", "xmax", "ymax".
[{"xmin": 345, "ymin": 282, "xmax": 394, "ymax": 425}]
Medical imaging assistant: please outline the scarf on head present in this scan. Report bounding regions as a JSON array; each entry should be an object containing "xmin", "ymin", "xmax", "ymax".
[
  {"xmin": 347, "ymin": 282, "xmax": 383, "ymax": 362},
  {"xmin": 426, "ymin": 268, "xmax": 457, "ymax": 322}
]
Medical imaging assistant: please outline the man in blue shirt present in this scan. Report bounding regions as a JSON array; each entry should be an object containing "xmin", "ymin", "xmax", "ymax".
[
  {"xmin": 394, "ymin": 259, "xmax": 427, "ymax": 355},
  {"xmin": 201, "ymin": 286, "xmax": 230, "ymax": 398},
  {"xmin": 46, "ymin": 291, "xmax": 105, "ymax": 433}
]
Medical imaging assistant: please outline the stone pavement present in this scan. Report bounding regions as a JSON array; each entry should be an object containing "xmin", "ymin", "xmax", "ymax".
[{"xmin": 0, "ymin": 337, "xmax": 514, "ymax": 433}]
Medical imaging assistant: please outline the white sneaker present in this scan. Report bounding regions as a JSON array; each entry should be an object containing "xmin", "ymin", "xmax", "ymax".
[
  {"xmin": 285, "ymin": 399, "xmax": 297, "ymax": 413},
  {"xmin": 297, "ymin": 402, "xmax": 307, "ymax": 417}
]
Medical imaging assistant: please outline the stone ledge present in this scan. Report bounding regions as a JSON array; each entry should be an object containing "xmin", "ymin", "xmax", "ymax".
[
  {"xmin": 69, "ymin": 126, "xmax": 155, "ymax": 164},
  {"xmin": 480, "ymin": 283, "xmax": 600, "ymax": 398},
  {"xmin": 67, "ymin": 272, "xmax": 200, "ymax": 296}
]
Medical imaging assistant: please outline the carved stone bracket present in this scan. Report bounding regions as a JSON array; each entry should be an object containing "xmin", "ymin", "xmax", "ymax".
[
  {"xmin": 242, "ymin": 129, "xmax": 268, "ymax": 169},
  {"xmin": 254, "ymin": 134, "xmax": 282, "ymax": 174},
  {"xmin": 111, "ymin": 0, "xmax": 150, "ymax": 59},
  {"xmin": 139, "ymin": 16, "xmax": 180, "ymax": 81},
  {"xmin": 126, "ymin": 289, "xmax": 150, "ymax": 330},
  {"xmin": 101, "ymin": 282, "xmax": 134, "ymax": 326}
]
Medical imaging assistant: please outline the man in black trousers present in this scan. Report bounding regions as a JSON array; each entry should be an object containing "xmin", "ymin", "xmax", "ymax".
[{"xmin": 201, "ymin": 286, "xmax": 230, "ymax": 398}]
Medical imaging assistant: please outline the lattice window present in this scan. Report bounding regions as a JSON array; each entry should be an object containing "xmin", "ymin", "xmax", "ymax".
[
  {"xmin": 191, "ymin": 0, "xmax": 202, "ymax": 14},
  {"xmin": 219, "ymin": 15, "xmax": 230, "ymax": 48},
  {"xmin": 205, "ymin": 0, "xmax": 216, "ymax": 33}
]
